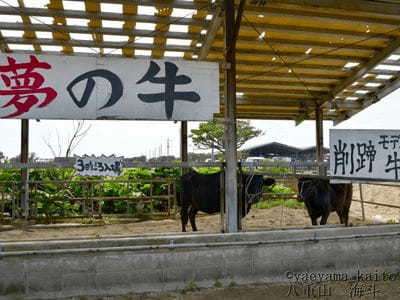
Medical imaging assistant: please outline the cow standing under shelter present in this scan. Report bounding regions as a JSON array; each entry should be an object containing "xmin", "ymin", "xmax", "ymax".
[
  {"xmin": 297, "ymin": 177, "xmax": 353, "ymax": 226},
  {"xmin": 180, "ymin": 170, "xmax": 275, "ymax": 232}
]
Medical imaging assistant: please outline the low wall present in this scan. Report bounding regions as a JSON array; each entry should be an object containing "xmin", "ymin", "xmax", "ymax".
[{"xmin": 1, "ymin": 225, "xmax": 400, "ymax": 299}]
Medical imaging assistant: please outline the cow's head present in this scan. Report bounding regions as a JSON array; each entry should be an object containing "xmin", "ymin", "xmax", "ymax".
[{"xmin": 297, "ymin": 179, "xmax": 318, "ymax": 203}]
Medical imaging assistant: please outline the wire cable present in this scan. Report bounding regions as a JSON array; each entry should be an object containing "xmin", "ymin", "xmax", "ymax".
[
  {"xmin": 237, "ymin": 13, "xmax": 400, "ymax": 84},
  {"xmin": 241, "ymin": 13, "xmax": 318, "ymax": 99}
]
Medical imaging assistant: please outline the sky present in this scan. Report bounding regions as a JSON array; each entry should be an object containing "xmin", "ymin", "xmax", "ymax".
[{"xmin": 1, "ymin": 87, "xmax": 399, "ymax": 159}]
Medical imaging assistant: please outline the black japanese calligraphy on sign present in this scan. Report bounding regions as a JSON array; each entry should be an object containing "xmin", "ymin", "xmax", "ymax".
[
  {"xmin": 385, "ymin": 151, "xmax": 400, "ymax": 180},
  {"xmin": 333, "ymin": 139, "xmax": 376, "ymax": 175},
  {"xmin": 136, "ymin": 61, "xmax": 201, "ymax": 119},
  {"xmin": 379, "ymin": 135, "xmax": 400, "ymax": 150},
  {"xmin": 67, "ymin": 69, "xmax": 123, "ymax": 109},
  {"xmin": 333, "ymin": 139, "xmax": 348, "ymax": 175},
  {"xmin": 75, "ymin": 157, "xmax": 123, "ymax": 177},
  {"xmin": 356, "ymin": 141, "xmax": 376, "ymax": 173}
]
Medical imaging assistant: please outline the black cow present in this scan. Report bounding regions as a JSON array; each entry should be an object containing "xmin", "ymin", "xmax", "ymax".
[
  {"xmin": 297, "ymin": 177, "xmax": 353, "ymax": 226},
  {"xmin": 180, "ymin": 170, "xmax": 275, "ymax": 232}
]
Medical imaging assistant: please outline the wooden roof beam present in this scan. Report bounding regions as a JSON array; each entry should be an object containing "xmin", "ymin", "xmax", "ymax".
[
  {"xmin": 17, "ymin": 0, "xmax": 41, "ymax": 53},
  {"xmin": 4, "ymin": 37, "xmax": 197, "ymax": 52},
  {"xmin": 0, "ymin": 22, "xmax": 201, "ymax": 41},
  {"xmin": 244, "ymin": 3, "xmax": 400, "ymax": 26},
  {"xmin": 235, "ymin": 98, "xmax": 317, "ymax": 107},
  {"xmin": 152, "ymin": 5, "xmax": 172, "ymax": 58},
  {"xmin": 239, "ymin": 22, "xmax": 393, "ymax": 40},
  {"xmin": 235, "ymin": 80, "xmax": 334, "ymax": 88},
  {"xmin": 0, "ymin": 32, "xmax": 10, "ymax": 52},
  {"xmin": 214, "ymin": 112, "xmax": 338, "ymax": 121},
  {"xmin": 209, "ymin": 58, "xmax": 349, "ymax": 72},
  {"xmin": 198, "ymin": 4, "xmax": 222, "ymax": 60},
  {"xmin": 233, "ymin": 71, "xmax": 345, "ymax": 80},
  {"xmin": 234, "ymin": 87, "xmax": 324, "ymax": 95},
  {"xmin": 48, "ymin": 0, "xmax": 73, "ymax": 54},
  {"xmin": 323, "ymin": 38, "xmax": 400, "ymax": 105},
  {"xmin": 65, "ymin": 0, "xmax": 213, "ymax": 11},
  {"xmin": 210, "ymin": 46, "xmax": 368, "ymax": 62},
  {"xmin": 334, "ymin": 75, "xmax": 400, "ymax": 125},
  {"xmin": 264, "ymin": 0, "xmax": 400, "ymax": 17},
  {"xmin": 122, "ymin": 1, "xmax": 137, "ymax": 57},
  {"xmin": 0, "ymin": 7, "xmax": 209, "ymax": 27},
  {"xmin": 226, "ymin": 35, "xmax": 381, "ymax": 52}
]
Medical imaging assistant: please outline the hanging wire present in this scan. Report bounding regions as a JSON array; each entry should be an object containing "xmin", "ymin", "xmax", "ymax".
[
  {"xmin": 237, "ymin": 13, "xmax": 400, "ymax": 83},
  {"xmin": 241, "ymin": 14, "xmax": 318, "ymax": 99}
]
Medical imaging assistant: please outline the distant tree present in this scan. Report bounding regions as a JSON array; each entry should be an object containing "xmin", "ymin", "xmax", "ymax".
[
  {"xmin": 148, "ymin": 155, "xmax": 176, "ymax": 163},
  {"xmin": 129, "ymin": 156, "xmax": 147, "ymax": 163},
  {"xmin": 42, "ymin": 120, "xmax": 91, "ymax": 157},
  {"xmin": 190, "ymin": 120, "xmax": 263, "ymax": 154},
  {"xmin": 187, "ymin": 152, "xmax": 211, "ymax": 162},
  {"xmin": 0, "ymin": 151, "xmax": 4, "ymax": 162},
  {"xmin": 10, "ymin": 152, "xmax": 39, "ymax": 163}
]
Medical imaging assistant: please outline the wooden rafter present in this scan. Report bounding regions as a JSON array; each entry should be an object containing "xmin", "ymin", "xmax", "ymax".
[{"xmin": 0, "ymin": 0, "xmax": 398, "ymax": 122}]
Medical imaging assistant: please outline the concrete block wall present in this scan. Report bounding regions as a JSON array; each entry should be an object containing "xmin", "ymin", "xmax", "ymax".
[{"xmin": 1, "ymin": 225, "xmax": 400, "ymax": 299}]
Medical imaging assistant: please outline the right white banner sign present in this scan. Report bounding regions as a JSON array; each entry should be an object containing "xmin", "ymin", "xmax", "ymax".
[{"xmin": 330, "ymin": 129, "xmax": 400, "ymax": 180}]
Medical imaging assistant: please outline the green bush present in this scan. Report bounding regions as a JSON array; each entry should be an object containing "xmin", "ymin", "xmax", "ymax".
[
  {"xmin": 0, "ymin": 167, "xmax": 181, "ymax": 218},
  {"xmin": 253, "ymin": 183, "xmax": 304, "ymax": 209},
  {"xmin": 253, "ymin": 199, "xmax": 304, "ymax": 209}
]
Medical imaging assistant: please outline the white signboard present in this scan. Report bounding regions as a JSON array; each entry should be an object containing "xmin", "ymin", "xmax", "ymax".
[
  {"xmin": 330, "ymin": 129, "xmax": 400, "ymax": 180},
  {"xmin": 74, "ymin": 156, "xmax": 123, "ymax": 177},
  {"xmin": 0, "ymin": 54, "xmax": 219, "ymax": 120}
]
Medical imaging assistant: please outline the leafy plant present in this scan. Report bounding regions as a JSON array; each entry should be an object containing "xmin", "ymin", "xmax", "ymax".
[
  {"xmin": 182, "ymin": 282, "xmax": 200, "ymax": 293},
  {"xmin": 253, "ymin": 184, "xmax": 303, "ymax": 209}
]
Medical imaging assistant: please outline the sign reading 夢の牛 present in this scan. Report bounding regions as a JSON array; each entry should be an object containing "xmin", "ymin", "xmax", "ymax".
[
  {"xmin": 330, "ymin": 129, "xmax": 400, "ymax": 180},
  {"xmin": 0, "ymin": 54, "xmax": 219, "ymax": 120}
]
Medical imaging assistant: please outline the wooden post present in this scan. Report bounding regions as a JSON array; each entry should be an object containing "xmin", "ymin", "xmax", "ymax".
[
  {"xmin": 167, "ymin": 182, "xmax": 171, "ymax": 217},
  {"xmin": 359, "ymin": 183, "xmax": 365, "ymax": 221},
  {"xmin": 20, "ymin": 119, "xmax": 29, "ymax": 218},
  {"xmin": 0, "ymin": 192, "xmax": 4, "ymax": 221},
  {"xmin": 219, "ymin": 167, "xmax": 226, "ymax": 233},
  {"xmin": 224, "ymin": 0, "xmax": 239, "ymax": 233},
  {"xmin": 315, "ymin": 105, "xmax": 325, "ymax": 175},
  {"xmin": 172, "ymin": 181, "xmax": 177, "ymax": 218},
  {"xmin": 237, "ymin": 162, "xmax": 243, "ymax": 230},
  {"xmin": 180, "ymin": 121, "xmax": 188, "ymax": 171}
]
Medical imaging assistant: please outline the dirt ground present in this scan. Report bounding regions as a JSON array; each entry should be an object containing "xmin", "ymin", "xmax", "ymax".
[
  {"xmin": 69, "ymin": 280, "xmax": 400, "ymax": 300},
  {"xmin": 1, "ymin": 183, "xmax": 399, "ymax": 241},
  {"xmin": 1, "ymin": 184, "xmax": 400, "ymax": 300}
]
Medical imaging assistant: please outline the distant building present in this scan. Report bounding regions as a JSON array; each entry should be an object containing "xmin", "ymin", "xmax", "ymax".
[{"xmin": 244, "ymin": 142, "xmax": 329, "ymax": 161}]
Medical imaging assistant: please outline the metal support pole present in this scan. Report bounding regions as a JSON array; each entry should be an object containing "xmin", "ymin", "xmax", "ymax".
[
  {"xmin": 224, "ymin": 0, "xmax": 239, "ymax": 233},
  {"xmin": 315, "ymin": 105, "xmax": 325, "ymax": 175},
  {"xmin": 20, "ymin": 119, "xmax": 29, "ymax": 218}
]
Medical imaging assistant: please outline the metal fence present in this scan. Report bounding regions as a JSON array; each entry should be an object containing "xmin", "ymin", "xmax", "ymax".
[
  {"xmin": 1, "ymin": 160, "xmax": 399, "ymax": 224},
  {"xmin": 0, "ymin": 178, "xmax": 176, "ymax": 220}
]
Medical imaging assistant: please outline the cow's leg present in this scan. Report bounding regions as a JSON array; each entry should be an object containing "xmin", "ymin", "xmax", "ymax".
[
  {"xmin": 189, "ymin": 206, "xmax": 198, "ymax": 231},
  {"xmin": 338, "ymin": 211, "xmax": 349, "ymax": 226},
  {"xmin": 181, "ymin": 205, "xmax": 189, "ymax": 232},
  {"xmin": 320, "ymin": 212, "xmax": 330, "ymax": 225},
  {"xmin": 311, "ymin": 217, "xmax": 318, "ymax": 225}
]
